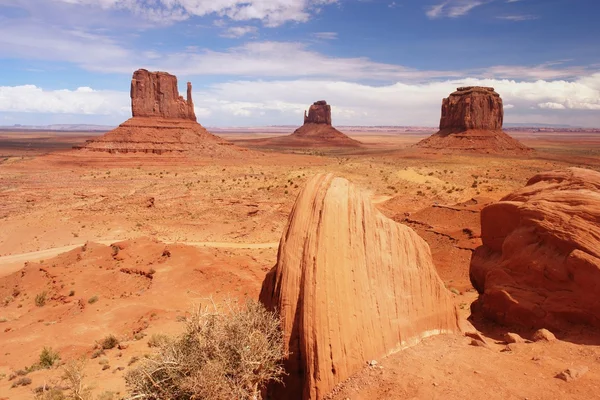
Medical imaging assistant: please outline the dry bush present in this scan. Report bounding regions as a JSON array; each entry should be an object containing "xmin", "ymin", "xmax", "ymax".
[
  {"xmin": 62, "ymin": 358, "xmax": 93, "ymax": 400},
  {"xmin": 126, "ymin": 299, "xmax": 286, "ymax": 400}
]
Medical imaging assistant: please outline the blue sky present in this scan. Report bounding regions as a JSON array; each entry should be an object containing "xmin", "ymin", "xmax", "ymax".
[{"xmin": 0, "ymin": 0, "xmax": 599, "ymax": 127}]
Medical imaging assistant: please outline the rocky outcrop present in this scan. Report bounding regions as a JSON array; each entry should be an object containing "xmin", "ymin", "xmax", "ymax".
[
  {"xmin": 260, "ymin": 174, "xmax": 460, "ymax": 400},
  {"xmin": 440, "ymin": 87, "xmax": 503, "ymax": 131},
  {"xmin": 303, "ymin": 100, "xmax": 332, "ymax": 125},
  {"xmin": 416, "ymin": 87, "xmax": 530, "ymax": 153},
  {"xmin": 250, "ymin": 100, "xmax": 361, "ymax": 148},
  {"xmin": 76, "ymin": 69, "xmax": 248, "ymax": 157},
  {"xmin": 470, "ymin": 168, "xmax": 600, "ymax": 330},
  {"xmin": 131, "ymin": 69, "xmax": 196, "ymax": 121}
]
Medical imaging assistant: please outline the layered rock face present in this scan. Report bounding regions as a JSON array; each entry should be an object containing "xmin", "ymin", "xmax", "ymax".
[
  {"xmin": 470, "ymin": 168, "xmax": 600, "ymax": 330},
  {"xmin": 76, "ymin": 69, "xmax": 244, "ymax": 156},
  {"xmin": 131, "ymin": 69, "xmax": 196, "ymax": 121},
  {"xmin": 417, "ymin": 87, "xmax": 530, "ymax": 153},
  {"xmin": 439, "ymin": 86, "xmax": 503, "ymax": 130},
  {"xmin": 260, "ymin": 174, "xmax": 460, "ymax": 400},
  {"xmin": 258, "ymin": 100, "xmax": 361, "ymax": 148},
  {"xmin": 303, "ymin": 100, "xmax": 332, "ymax": 125}
]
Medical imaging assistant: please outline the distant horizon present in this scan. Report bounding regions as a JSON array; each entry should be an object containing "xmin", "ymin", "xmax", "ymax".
[{"xmin": 2, "ymin": 122, "xmax": 600, "ymax": 131}]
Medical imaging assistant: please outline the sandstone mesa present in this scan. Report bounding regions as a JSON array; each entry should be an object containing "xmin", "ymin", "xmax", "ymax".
[
  {"xmin": 76, "ymin": 69, "xmax": 246, "ymax": 156},
  {"xmin": 417, "ymin": 86, "xmax": 530, "ymax": 153}
]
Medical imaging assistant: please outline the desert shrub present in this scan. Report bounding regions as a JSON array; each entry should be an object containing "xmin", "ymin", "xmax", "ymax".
[
  {"xmin": 126, "ymin": 300, "xmax": 286, "ymax": 400},
  {"xmin": 11, "ymin": 376, "xmax": 32, "ymax": 387},
  {"xmin": 35, "ymin": 292, "xmax": 47, "ymax": 307},
  {"xmin": 99, "ymin": 335, "xmax": 119, "ymax": 350},
  {"xmin": 147, "ymin": 333, "xmax": 169, "ymax": 348},
  {"xmin": 62, "ymin": 358, "xmax": 93, "ymax": 400},
  {"xmin": 39, "ymin": 347, "xmax": 61, "ymax": 368},
  {"xmin": 87, "ymin": 296, "xmax": 99, "ymax": 304},
  {"xmin": 34, "ymin": 386, "xmax": 66, "ymax": 400}
]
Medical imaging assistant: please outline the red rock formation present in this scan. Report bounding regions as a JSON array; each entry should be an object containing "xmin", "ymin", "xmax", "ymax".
[
  {"xmin": 76, "ymin": 69, "xmax": 248, "ymax": 157},
  {"xmin": 417, "ymin": 87, "xmax": 530, "ymax": 153},
  {"xmin": 303, "ymin": 100, "xmax": 332, "ymax": 125},
  {"xmin": 131, "ymin": 69, "xmax": 196, "ymax": 121},
  {"xmin": 260, "ymin": 173, "xmax": 460, "ymax": 400},
  {"xmin": 440, "ymin": 87, "xmax": 503, "ymax": 131},
  {"xmin": 252, "ymin": 100, "xmax": 361, "ymax": 148},
  {"xmin": 470, "ymin": 168, "xmax": 600, "ymax": 330}
]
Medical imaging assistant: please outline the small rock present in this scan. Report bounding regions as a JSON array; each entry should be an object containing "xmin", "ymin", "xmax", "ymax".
[
  {"xmin": 118, "ymin": 343, "xmax": 129, "ymax": 350},
  {"xmin": 532, "ymin": 329, "xmax": 556, "ymax": 342},
  {"xmin": 500, "ymin": 344, "xmax": 514, "ymax": 353},
  {"xmin": 504, "ymin": 332, "xmax": 525, "ymax": 344},
  {"xmin": 556, "ymin": 366, "xmax": 589, "ymax": 382},
  {"xmin": 470, "ymin": 339, "xmax": 490, "ymax": 349},
  {"xmin": 369, "ymin": 360, "xmax": 378, "ymax": 366},
  {"xmin": 102, "ymin": 365, "xmax": 110, "ymax": 371},
  {"xmin": 465, "ymin": 331, "xmax": 488, "ymax": 345}
]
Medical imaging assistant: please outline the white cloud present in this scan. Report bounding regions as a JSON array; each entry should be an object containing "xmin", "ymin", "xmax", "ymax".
[
  {"xmin": 2, "ymin": 75, "xmax": 599, "ymax": 127},
  {"xmin": 497, "ymin": 15, "xmax": 539, "ymax": 21},
  {"xmin": 538, "ymin": 102, "xmax": 566, "ymax": 110},
  {"xmin": 220, "ymin": 26, "xmax": 258, "ymax": 38},
  {"xmin": 0, "ymin": 21, "xmax": 593, "ymax": 83},
  {"xmin": 0, "ymin": 85, "xmax": 129, "ymax": 115},
  {"xmin": 312, "ymin": 32, "xmax": 338, "ymax": 40},
  {"xmin": 426, "ymin": 0, "xmax": 486, "ymax": 19},
  {"xmin": 52, "ymin": 0, "xmax": 339, "ymax": 26}
]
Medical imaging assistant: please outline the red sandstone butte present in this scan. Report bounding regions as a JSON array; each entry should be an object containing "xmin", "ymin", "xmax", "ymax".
[
  {"xmin": 417, "ymin": 87, "xmax": 530, "ymax": 153},
  {"xmin": 470, "ymin": 167, "xmax": 600, "ymax": 330},
  {"xmin": 76, "ymin": 69, "xmax": 245, "ymax": 156},
  {"xmin": 131, "ymin": 69, "xmax": 196, "ymax": 121},
  {"xmin": 303, "ymin": 100, "xmax": 332, "ymax": 125},
  {"xmin": 260, "ymin": 173, "xmax": 460, "ymax": 400},
  {"xmin": 257, "ymin": 101, "xmax": 362, "ymax": 148}
]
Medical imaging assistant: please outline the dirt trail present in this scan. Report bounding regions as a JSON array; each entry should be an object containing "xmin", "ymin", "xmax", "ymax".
[{"xmin": 0, "ymin": 240, "xmax": 279, "ymax": 276}]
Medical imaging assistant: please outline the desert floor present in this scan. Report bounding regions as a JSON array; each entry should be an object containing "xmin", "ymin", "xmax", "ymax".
[{"xmin": 1, "ymin": 129, "xmax": 600, "ymax": 399}]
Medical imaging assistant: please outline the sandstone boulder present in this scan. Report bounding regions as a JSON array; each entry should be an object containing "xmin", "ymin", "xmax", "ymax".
[
  {"xmin": 416, "ymin": 87, "xmax": 530, "ymax": 153},
  {"xmin": 260, "ymin": 173, "xmax": 460, "ymax": 400},
  {"xmin": 470, "ymin": 168, "xmax": 600, "ymax": 330}
]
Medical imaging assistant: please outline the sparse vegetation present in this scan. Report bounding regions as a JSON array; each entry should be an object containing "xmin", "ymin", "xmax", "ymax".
[
  {"xmin": 35, "ymin": 291, "xmax": 47, "ymax": 307},
  {"xmin": 147, "ymin": 333, "xmax": 169, "ymax": 348},
  {"xmin": 12, "ymin": 376, "xmax": 32, "ymax": 388},
  {"xmin": 39, "ymin": 347, "xmax": 61, "ymax": 369},
  {"xmin": 126, "ymin": 300, "xmax": 286, "ymax": 400},
  {"xmin": 99, "ymin": 335, "xmax": 119, "ymax": 350}
]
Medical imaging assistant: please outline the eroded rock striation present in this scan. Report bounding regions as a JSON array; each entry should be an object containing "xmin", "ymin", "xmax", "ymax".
[
  {"xmin": 76, "ymin": 69, "xmax": 245, "ymax": 156},
  {"xmin": 470, "ymin": 168, "xmax": 600, "ymax": 330},
  {"xmin": 260, "ymin": 173, "xmax": 460, "ymax": 400},
  {"xmin": 303, "ymin": 100, "xmax": 332, "ymax": 125},
  {"xmin": 417, "ymin": 87, "xmax": 530, "ymax": 153},
  {"xmin": 131, "ymin": 69, "xmax": 196, "ymax": 121}
]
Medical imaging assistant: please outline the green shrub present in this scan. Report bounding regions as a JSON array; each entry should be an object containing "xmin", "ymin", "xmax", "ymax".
[{"xmin": 39, "ymin": 347, "xmax": 60, "ymax": 369}]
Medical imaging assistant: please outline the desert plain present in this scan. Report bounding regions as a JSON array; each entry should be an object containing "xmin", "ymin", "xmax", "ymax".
[{"xmin": 1, "ymin": 124, "xmax": 600, "ymax": 399}]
